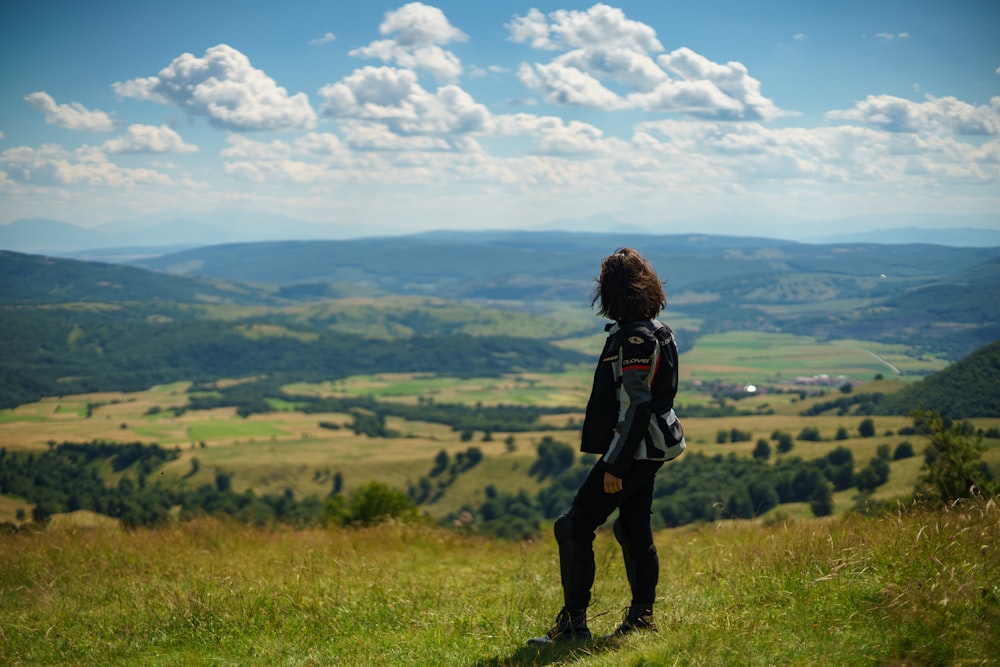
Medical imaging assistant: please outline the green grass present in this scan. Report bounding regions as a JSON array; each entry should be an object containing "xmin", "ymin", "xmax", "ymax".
[
  {"xmin": 2, "ymin": 499, "xmax": 997, "ymax": 666},
  {"xmin": 678, "ymin": 332, "xmax": 948, "ymax": 383}
]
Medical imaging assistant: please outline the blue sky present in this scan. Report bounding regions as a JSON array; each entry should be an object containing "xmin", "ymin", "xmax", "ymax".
[{"xmin": 1, "ymin": 0, "xmax": 998, "ymax": 240}]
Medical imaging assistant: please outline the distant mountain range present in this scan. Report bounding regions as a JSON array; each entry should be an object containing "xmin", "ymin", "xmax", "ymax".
[{"xmin": 1, "ymin": 214, "xmax": 998, "ymax": 258}]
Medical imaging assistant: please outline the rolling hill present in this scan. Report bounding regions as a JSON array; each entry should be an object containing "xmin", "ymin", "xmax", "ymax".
[
  {"xmin": 3, "ymin": 231, "xmax": 999, "ymax": 410},
  {"xmin": 131, "ymin": 231, "xmax": 1000, "ymax": 360}
]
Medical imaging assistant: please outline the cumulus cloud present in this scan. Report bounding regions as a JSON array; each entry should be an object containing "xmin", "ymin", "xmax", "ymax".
[
  {"xmin": 349, "ymin": 2, "xmax": 467, "ymax": 80},
  {"xmin": 508, "ymin": 4, "xmax": 662, "ymax": 52},
  {"xmin": 340, "ymin": 121, "xmax": 454, "ymax": 152},
  {"xmin": 0, "ymin": 143, "xmax": 172, "ymax": 187},
  {"xmin": 509, "ymin": 6, "xmax": 783, "ymax": 120},
  {"xmin": 826, "ymin": 94, "xmax": 1000, "ymax": 135},
  {"xmin": 24, "ymin": 92, "xmax": 116, "ymax": 131},
  {"xmin": 318, "ymin": 66, "xmax": 490, "ymax": 140},
  {"xmin": 102, "ymin": 124, "xmax": 199, "ymax": 154},
  {"xmin": 112, "ymin": 44, "xmax": 317, "ymax": 132},
  {"xmin": 493, "ymin": 113, "xmax": 612, "ymax": 155},
  {"xmin": 629, "ymin": 115, "xmax": 1000, "ymax": 188}
]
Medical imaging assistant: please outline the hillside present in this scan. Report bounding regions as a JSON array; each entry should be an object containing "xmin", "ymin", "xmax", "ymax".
[
  {"xmin": 878, "ymin": 338, "xmax": 1000, "ymax": 418},
  {"xmin": 3, "ymin": 232, "xmax": 1000, "ymax": 409},
  {"xmin": 0, "ymin": 250, "xmax": 280, "ymax": 305},
  {"xmin": 133, "ymin": 231, "xmax": 1000, "ymax": 360},
  {"xmin": 2, "ymin": 504, "xmax": 997, "ymax": 665},
  {"xmin": 134, "ymin": 231, "xmax": 1000, "ymax": 296}
]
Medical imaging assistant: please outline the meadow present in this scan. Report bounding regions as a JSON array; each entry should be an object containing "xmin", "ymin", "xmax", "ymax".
[{"xmin": 1, "ymin": 499, "xmax": 997, "ymax": 666}]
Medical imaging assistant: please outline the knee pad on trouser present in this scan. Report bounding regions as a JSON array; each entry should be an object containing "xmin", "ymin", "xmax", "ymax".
[
  {"xmin": 613, "ymin": 517, "xmax": 658, "ymax": 607},
  {"xmin": 554, "ymin": 512, "xmax": 575, "ymax": 544},
  {"xmin": 554, "ymin": 512, "xmax": 593, "ymax": 611}
]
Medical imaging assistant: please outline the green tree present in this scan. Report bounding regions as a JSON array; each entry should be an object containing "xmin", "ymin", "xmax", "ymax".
[
  {"xmin": 430, "ymin": 450, "xmax": 450, "ymax": 477},
  {"xmin": 214, "ymin": 470, "xmax": 232, "ymax": 493},
  {"xmin": 858, "ymin": 418, "xmax": 876, "ymax": 438},
  {"xmin": 752, "ymin": 439, "xmax": 771, "ymax": 461},
  {"xmin": 797, "ymin": 426, "xmax": 821, "ymax": 442},
  {"xmin": 893, "ymin": 441, "xmax": 915, "ymax": 460},
  {"xmin": 347, "ymin": 481, "xmax": 418, "ymax": 526},
  {"xmin": 809, "ymin": 478, "xmax": 834, "ymax": 517},
  {"xmin": 914, "ymin": 409, "xmax": 996, "ymax": 503}
]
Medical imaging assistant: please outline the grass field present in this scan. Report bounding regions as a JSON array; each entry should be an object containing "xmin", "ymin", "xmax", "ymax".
[
  {"xmin": 1, "ymin": 499, "xmax": 997, "ymax": 666},
  {"xmin": 677, "ymin": 332, "xmax": 949, "ymax": 384}
]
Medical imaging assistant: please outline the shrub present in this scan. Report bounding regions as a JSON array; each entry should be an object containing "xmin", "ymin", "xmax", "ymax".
[
  {"xmin": 893, "ymin": 441, "xmax": 915, "ymax": 460},
  {"xmin": 914, "ymin": 409, "xmax": 996, "ymax": 504},
  {"xmin": 348, "ymin": 482, "xmax": 419, "ymax": 526}
]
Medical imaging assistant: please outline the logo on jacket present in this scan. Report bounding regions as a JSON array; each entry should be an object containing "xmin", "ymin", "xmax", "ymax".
[{"xmin": 628, "ymin": 336, "xmax": 644, "ymax": 344}]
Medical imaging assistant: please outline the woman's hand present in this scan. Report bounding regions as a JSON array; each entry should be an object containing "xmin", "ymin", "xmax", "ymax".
[{"xmin": 603, "ymin": 472, "xmax": 623, "ymax": 494}]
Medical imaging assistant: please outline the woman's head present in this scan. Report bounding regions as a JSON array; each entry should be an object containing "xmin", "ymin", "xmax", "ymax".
[{"xmin": 591, "ymin": 247, "xmax": 666, "ymax": 322}]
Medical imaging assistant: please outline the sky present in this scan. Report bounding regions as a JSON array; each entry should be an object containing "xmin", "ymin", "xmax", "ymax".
[{"xmin": 1, "ymin": 0, "xmax": 999, "ymax": 241}]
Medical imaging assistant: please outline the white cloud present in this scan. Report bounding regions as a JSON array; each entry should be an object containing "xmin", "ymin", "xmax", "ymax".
[
  {"xmin": 628, "ymin": 117, "xmax": 999, "ymax": 187},
  {"xmin": 24, "ymin": 92, "xmax": 116, "ymax": 131},
  {"xmin": 112, "ymin": 44, "xmax": 317, "ymax": 132},
  {"xmin": 341, "ymin": 121, "xmax": 454, "ymax": 152},
  {"xmin": 309, "ymin": 32, "xmax": 336, "ymax": 46},
  {"xmin": 318, "ymin": 66, "xmax": 490, "ymax": 140},
  {"xmin": 294, "ymin": 132, "xmax": 350, "ymax": 157},
  {"xmin": 793, "ymin": 33, "xmax": 807, "ymax": 41},
  {"xmin": 349, "ymin": 2, "xmax": 466, "ymax": 80},
  {"xmin": 517, "ymin": 61, "xmax": 625, "ymax": 109},
  {"xmin": 1, "ymin": 143, "xmax": 172, "ymax": 187},
  {"xmin": 493, "ymin": 113, "xmax": 613, "ymax": 155},
  {"xmin": 509, "ymin": 8, "xmax": 783, "ymax": 120},
  {"xmin": 875, "ymin": 32, "xmax": 910, "ymax": 41},
  {"xmin": 651, "ymin": 47, "xmax": 783, "ymax": 120},
  {"xmin": 102, "ymin": 124, "xmax": 199, "ymax": 154},
  {"xmin": 509, "ymin": 4, "xmax": 663, "ymax": 52},
  {"xmin": 826, "ymin": 94, "xmax": 1000, "ymax": 135},
  {"xmin": 221, "ymin": 134, "xmax": 293, "ymax": 160},
  {"xmin": 507, "ymin": 9, "xmax": 556, "ymax": 51},
  {"xmin": 379, "ymin": 2, "xmax": 466, "ymax": 47}
]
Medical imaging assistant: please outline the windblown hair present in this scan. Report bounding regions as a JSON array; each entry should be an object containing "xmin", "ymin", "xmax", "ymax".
[{"xmin": 591, "ymin": 247, "xmax": 666, "ymax": 323}]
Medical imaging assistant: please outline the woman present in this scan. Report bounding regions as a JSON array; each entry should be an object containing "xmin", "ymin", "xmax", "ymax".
[{"xmin": 529, "ymin": 247, "xmax": 685, "ymax": 644}]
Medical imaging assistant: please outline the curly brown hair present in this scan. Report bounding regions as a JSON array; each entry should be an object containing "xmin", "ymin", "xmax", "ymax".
[{"xmin": 591, "ymin": 247, "xmax": 666, "ymax": 323}]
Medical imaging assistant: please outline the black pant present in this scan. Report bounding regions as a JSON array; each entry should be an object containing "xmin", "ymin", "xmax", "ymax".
[{"xmin": 558, "ymin": 459, "xmax": 662, "ymax": 611}]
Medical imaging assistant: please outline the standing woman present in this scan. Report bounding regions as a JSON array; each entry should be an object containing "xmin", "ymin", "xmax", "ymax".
[{"xmin": 529, "ymin": 247, "xmax": 686, "ymax": 644}]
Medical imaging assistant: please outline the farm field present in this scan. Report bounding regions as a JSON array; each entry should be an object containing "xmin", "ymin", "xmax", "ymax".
[
  {"xmin": 1, "ymin": 330, "xmax": 996, "ymax": 530},
  {"xmin": 2, "ymin": 372, "xmax": 998, "ymax": 527}
]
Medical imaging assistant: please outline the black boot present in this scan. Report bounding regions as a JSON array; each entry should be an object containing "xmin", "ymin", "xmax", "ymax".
[
  {"xmin": 527, "ymin": 607, "xmax": 591, "ymax": 644},
  {"xmin": 604, "ymin": 603, "xmax": 657, "ymax": 638},
  {"xmin": 528, "ymin": 512, "xmax": 595, "ymax": 645}
]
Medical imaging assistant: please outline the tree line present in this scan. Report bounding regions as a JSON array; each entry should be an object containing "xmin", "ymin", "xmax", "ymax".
[
  {"xmin": 2, "ymin": 410, "xmax": 994, "ymax": 538},
  {"xmin": 0, "ymin": 306, "xmax": 587, "ymax": 409}
]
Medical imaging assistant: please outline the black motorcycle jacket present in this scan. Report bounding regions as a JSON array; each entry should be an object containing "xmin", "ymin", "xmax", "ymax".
[{"xmin": 580, "ymin": 319, "xmax": 685, "ymax": 478}]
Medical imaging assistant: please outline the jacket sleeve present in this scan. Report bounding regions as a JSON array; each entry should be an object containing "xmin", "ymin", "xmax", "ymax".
[{"xmin": 601, "ymin": 328, "xmax": 657, "ymax": 477}]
